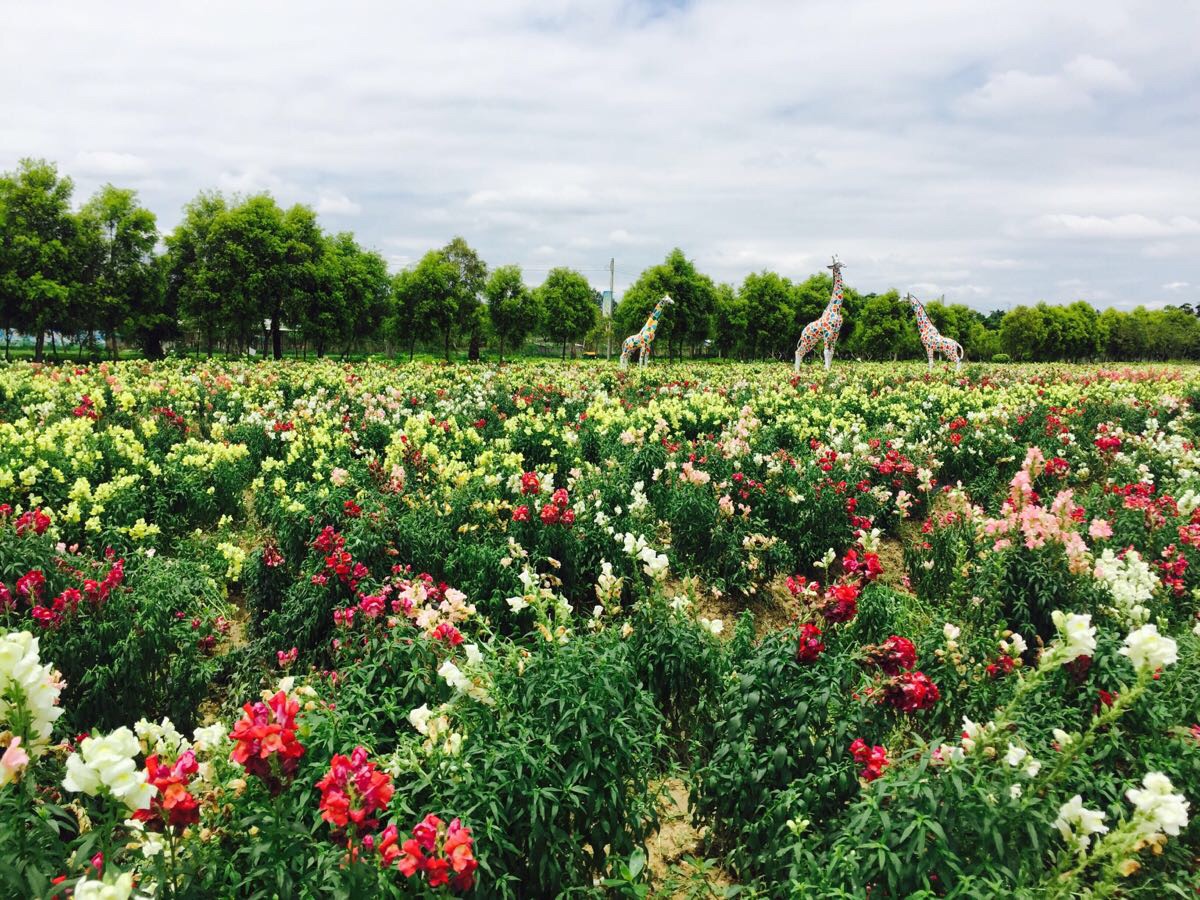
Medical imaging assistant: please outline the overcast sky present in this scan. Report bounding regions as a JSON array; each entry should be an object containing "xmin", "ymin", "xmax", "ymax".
[{"xmin": 3, "ymin": 1, "xmax": 1198, "ymax": 311}]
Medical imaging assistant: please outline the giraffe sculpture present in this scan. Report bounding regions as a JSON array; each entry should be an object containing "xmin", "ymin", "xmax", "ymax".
[
  {"xmin": 902, "ymin": 292, "xmax": 964, "ymax": 371},
  {"xmin": 620, "ymin": 294, "xmax": 673, "ymax": 368},
  {"xmin": 795, "ymin": 255, "xmax": 846, "ymax": 372}
]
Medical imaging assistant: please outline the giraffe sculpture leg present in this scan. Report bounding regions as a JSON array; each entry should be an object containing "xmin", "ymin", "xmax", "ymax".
[{"xmin": 823, "ymin": 343, "xmax": 834, "ymax": 371}]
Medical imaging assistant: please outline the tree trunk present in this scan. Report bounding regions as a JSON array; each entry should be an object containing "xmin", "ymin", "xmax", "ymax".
[
  {"xmin": 444, "ymin": 328, "xmax": 452, "ymax": 362},
  {"xmin": 498, "ymin": 335, "xmax": 505, "ymax": 364},
  {"xmin": 4, "ymin": 327, "xmax": 10, "ymax": 362},
  {"xmin": 272, "ymin": 318, "xmax": 283, "ymax": 360},
  {"xmin": 206, "ymin": 328, "xmax": 214, "ymax": 359},
  {"xmin": 408, "ymin": 334, "xmax": 416, "ymax": 362},
  {"xmin": 468, "ymin": 333, "xmax": 480, "ymax": 361},
  {"xmin": 561, "ymin": 340, "xmax": 567, "ymax": 360},
  {"xmin": 50, "ymin": 331, "xmax": 58, "ymax": 361},
  {"xmin": 34, "ymin": 330, "xmax": 45, "ymax": 362}
]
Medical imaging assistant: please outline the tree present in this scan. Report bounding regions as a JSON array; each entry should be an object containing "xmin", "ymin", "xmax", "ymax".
[
  {"xmin": 486, "ymin": 265, "xmax": 539, "ymax": 362},
  {"xmin": 391, "ymin": 251, "xmax": 456, "ymax": 361},
  {"xmin": 0, "ymin": 159, "xmax": 76, "ymax": 361},
  {"xmin": 999, "ymin": 306, "xmax": 1048, "ymax": 361},
  {"xmin": 165, "ymin": 192, "xmax": 228, "ymax": 357},
  {"xmin": 442, "ymin": 237, "xmax": 488, "ymax": 361},
  {"xmin": 277, "ymin": 204, "xmax": 326, "ymax": 359},
  {"xmin": 846, "ymin": 291, "xmax": 921, "ymax": 360},
  {"xmin": 613, "ymin": 249, "xmax": 715, "ymax": 360},
  {"xmin": 1058, "ymin": 301, "xmax": 1101, "ymax": 360},
  {"xmin": 77, "ymin": 185, "xmax": 159, "ymax": 359},
  {"xmin": 537, "ymin": 267, "xmax": 599, "ymax": 359},
  {"xmin": 325, "ymin": 234, "xmax": 390, "ymax": 358},
  {"xmin": 739, "ymin": 271, "xmax": 796, "ymax": 359},
  {"xmin": 712, "ymin": 282, "xmax": 746, "ymax": 358}
]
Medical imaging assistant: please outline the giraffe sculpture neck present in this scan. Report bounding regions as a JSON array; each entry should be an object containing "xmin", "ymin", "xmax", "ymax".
[
  {"xmin": 643, "ymin": 298, "xmax": 669, "ymax": 333},
  {"xmin": 909, "ymin": 295, "xmax": 931, "ymax": 327},
  {"xmin": 826, "ymin": 268, "xmax": 845, "ymax": 318}
]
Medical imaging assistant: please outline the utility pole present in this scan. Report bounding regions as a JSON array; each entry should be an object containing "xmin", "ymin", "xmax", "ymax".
[{"xmin": 606, "ymin": 257, "xmax": 615, "ymax": 361}]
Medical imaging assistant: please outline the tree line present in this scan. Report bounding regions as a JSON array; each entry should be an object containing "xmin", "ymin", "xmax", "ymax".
[{"xmin": 2, "ymin": 158, "xmax": 1198, "ymax": 363}]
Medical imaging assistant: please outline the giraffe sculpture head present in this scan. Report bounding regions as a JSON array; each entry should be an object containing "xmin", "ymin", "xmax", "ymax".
[{"xmin": 827, "ymin": 255, "xmax": 844, "ymax": 276}]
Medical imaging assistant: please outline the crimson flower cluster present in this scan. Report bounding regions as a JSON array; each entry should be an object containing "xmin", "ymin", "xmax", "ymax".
[
  {"xmin": 378, "ymin": 814, "xmax": 477, "ymax": 893},
  {"xmin": 13, "ymin": 506, "xmax": 52, "ymax": 536},
  {"xmin": 135, "ymin": 750, "xmax": 201, "ymax": 830},
  {"xmin": 230, "ymin": 690, "xmax": 306, "ymax": 795},
  {"xmin": 849, "ymin": 738, "xmax": 889, "ymax": 782},
  {"xmin": 861, "ymin": 635, "xmax": 917, "ymax": 676},
  {"xmin": 796, "ymin": 623, "xmax": 825, "ymax": 662},
  {"xmin": 513, "ymin": 486, "xmax": 575, "ymax": 527},
  {"xmin": 882, "ymin": 671, "xmax": 940, "ymax": 713},
  {"xmin": 316, "ymin": 746, "xmax": 395, "ymax": 839},
  {"xmin": 986, "ymin": 654, "xmax": 1016, "ymax": 678},
  {"xmin": 312, "ymin": 526, "xmax": 369, "ymax": 591}
]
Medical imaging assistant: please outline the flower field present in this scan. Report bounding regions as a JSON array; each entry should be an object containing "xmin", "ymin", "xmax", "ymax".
[{"xmin": 1, "ymin": 359, "xmax": 1198, "ymax": 898}]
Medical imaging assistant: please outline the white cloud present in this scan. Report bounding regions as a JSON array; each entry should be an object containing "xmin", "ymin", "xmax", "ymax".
[
  {"xmin": 1163, "ymin": 281, "xmax": 1190, "ymax": 290},
  {"xmin": 315, "ymin": 188, "xmax": 361, "ymax": 216},
  {"xmin": 74, "ymin": 150, "xmax": 149, "ymax": 176},
  {"xmin": 1031, "ymin": 214, "xmax": 1200, "ymax": 238},
  {"xmin": 959, "ymin": 54, "xmax": 1136, "ymax": 116}
]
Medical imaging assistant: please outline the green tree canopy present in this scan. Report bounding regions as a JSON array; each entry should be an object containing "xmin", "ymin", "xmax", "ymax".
[
  {"xmin": 486, "ymin": 265, "xmax": 539, "ymax": 362},
  {"xmin": 537, "ymin": 267, "xmax": 599, "ymax": 359},
  {"xmin": 0, "ymin": 158, "xmax": 76, "ymax": 360}
]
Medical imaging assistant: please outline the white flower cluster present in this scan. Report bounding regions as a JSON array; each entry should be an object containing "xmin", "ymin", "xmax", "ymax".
[
  {"xmin": 619, "ymin": 532, "xmax": 668, "ymax": 580},
  {"xmin": 1003, "ymin": 743, "xmax": 1041, "ymax": 778},
  {"xmin": 0, "ymin": 630, "xmax": 65, "ymax": 751},
  {"xmin": 1093, "ymin": 549, "xmax": 1157, "ymax": 626},
  {"xmin": 1119, "ymin": 624, "xmax": 1178, "ymax": 673},
  {"xmin": 1125, "ymin": 772, "xmax": 1190, "ymax": 839},
  {"xmin": 1040, "ymin": 612, "xmax": 1096, "ymax": 670},
  {"xmin": 134, "ymin": 716, "xmax": 188, "ymax": 757},
  {"xmin": 74, "ymin": 870, "xmax": 137, "ymax": 900},
  {"xmin": 1054, "ymin": 795, "xmax": 1109, "ymax": 852},
  {"xmin": 63, "ymin": 727, "xmax": 156, "ymax": 812},
  {"xmin": 408, "ymin": 703, "xmax": 464, "ymax": 756}
]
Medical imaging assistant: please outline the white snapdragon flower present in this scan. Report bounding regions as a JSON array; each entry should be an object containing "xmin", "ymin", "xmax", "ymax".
[
  {"xmin": 1041, "ymin": 612, "xmax": 1097, "ymax": 670},
  {"xmin": 408, "ymin": 704, "xmax": 433, "ymax": 736},
  {"xmin": 74, "ymin": 870, "xmax": 137, "ymax": 900},
  {"xmin": 506, "ymin": 595, "xmax": 530, "ymax": 613},
  {"xmin": 1053, "ymin": 795, "xmax": 1109, "ymax": 852},
  {"xmin": 437, "ymin": 660, "xmax": 470, "ymax": 692},
  {"xmin": 191, "ymin": 722, "xmax": 228, "ymax": 753},
  {"xmin": 1125, "ymin": 772, "xmax": 1190, "ymax": 838},
  {"xmin": 464, "ymin": 643, "xmax": 483, "ymax": 666},
  {"xmin": 134, "ymin": 717, "xmax": 187, "ymax": 757},
  {"xmin": 63, "ymin": 727, "xmax": 156, "ymax": 812},
  {"xmin": 0, "ymin": 630, "xmax": 65, "ymax": 751},
  {"xmin": 1004, "ymin": 743, "xmax": 1027, "ymax": 768},
  {"xmin": 638, "ymin": 546, "xmax": 669, "ymax": 580},
  {"xmin": 1119, "ymin": 624, "xmax": 1178, "ymax": 673}
]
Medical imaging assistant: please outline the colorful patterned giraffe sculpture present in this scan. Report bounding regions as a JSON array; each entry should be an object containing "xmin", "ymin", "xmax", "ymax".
[
  {"xmin": 795, "ymin": 256, "xmax": 846, "ymax": 372},
  {"xmin": 620, "ymin": 294, "xmax": 673, "ymax": 368},
  {"xmin": 903, "ymin": 292, "xmax": 964, "ymax": 371}
]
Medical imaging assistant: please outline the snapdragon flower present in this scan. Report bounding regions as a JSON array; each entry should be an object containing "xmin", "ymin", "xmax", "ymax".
[
  {"xmin": 1125, "ymin": 772, "xmax": 1190, "ymax": 838},
  {"xmin": 74, "ymin": 870, "xmax": 137, "ymax": 900},
  {"xmin": 63, "ymin": 727, "xmax": 157, "ymax": 812},
  {"xmin": 0, "ymin": 630, "xmax": 65, "ymax": 751},
  {"xmin": 1053, "ymin": 794, "xmax": 1109, "ymax": 852},
  {"xmin": 1119, "ymin": 624, "xmax": 1178, "ymax": 673},
  {"xmin": 1040, "ymin": 612, "xmax": 1096, "ymax": 670}
]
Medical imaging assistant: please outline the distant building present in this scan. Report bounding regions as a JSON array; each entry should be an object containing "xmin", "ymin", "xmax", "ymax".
[{"xmin": 601, "ymin": 290, "xmax": 614, "ymax": 317}]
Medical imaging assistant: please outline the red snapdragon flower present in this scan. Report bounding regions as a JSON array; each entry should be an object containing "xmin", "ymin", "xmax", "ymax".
[
  {"xmin": 796, "ymin": 624, "xmax": 825, "ymax": 663},
  {"xmin": 135, "ymin": 750, "xmax": 200, "ymax": 830},
  {"xmin": 986, "ymin": 654, "xmax": 1016, "ymax": 678},
  {"xmin": 430, "ymin": 622, "xmax": 464, "ymax": 646},
  {"xmin": 849, "ymin": 738, "xmax": 889, "ymax": 782},
  {"xmin": 539, "ymin": 503, "xmax": 561, "ymax": 525},
  {"xmin": 14, "ymin": 508, "xmax": 52, "ymax": 537},
  {"xmin": 842, "ymin": 549, "xmax": 884, "ymax": 582},
  {"xmin": 389, "ymin": 814, "xmax": 477, "ymax": 892},
  {"xmin": 882, "ymin": 671, "xmax": 940, "ymax": 713},
  {"xmin": 863, "ymin": 635, "xmax": 917, "ymax": 676},
  {"xmin": 277, "ymin": 647, "xmax": 299, "ymax": 669},
  {"xmin": 230, "ymin": 690, "xmax": 305, "ymax": 794},
  {"xmin": 822, "ymin": 582, "xmax": 860, "ymax": 623},
  {"xmin": 520, "ymin": 472, "xmax": 541, "ymax": 495},
  {"xmin": 512, "ymin": 505, "xmax": 530, "ymax": 523},
  {"xmin": 316, "ymin": 746, "xmax": 395, "ymax": 837}
]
